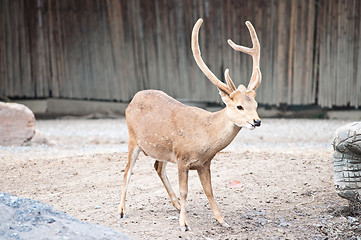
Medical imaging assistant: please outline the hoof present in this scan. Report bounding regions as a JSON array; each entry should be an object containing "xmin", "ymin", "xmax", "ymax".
[
  {"xmin": 119, "ymin": 212, "xmax": 127, "ymax": 219},
  {"xmin": 180, "ymin": 224, "xmax": 190, "ymax": 232},
  {"xmin": 221, "ymin": 221, "xmax": 231, "ymax": 228},
  {"xmin": 173, "ymin": 204, "xmax": 181, "ymax": 211},
  {"xmin": 173, "ymin": 201, "xmax": 181, "ymax": 211}
]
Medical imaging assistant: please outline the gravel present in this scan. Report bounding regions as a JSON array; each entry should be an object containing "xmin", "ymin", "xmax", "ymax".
[{"xmin": 0, "ymin": 192, "xmax": 132, "ymax": 240}]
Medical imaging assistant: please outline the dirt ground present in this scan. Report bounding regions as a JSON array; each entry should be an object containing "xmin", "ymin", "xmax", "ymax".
[{"xmin": 1, "ymin": 118, "xmax": 360, "ymax": 239}]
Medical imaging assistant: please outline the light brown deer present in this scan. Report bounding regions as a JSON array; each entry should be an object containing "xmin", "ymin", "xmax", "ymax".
[{"xmin": 118, "ymin": 18, "xmax": 262, "ymax": 231}]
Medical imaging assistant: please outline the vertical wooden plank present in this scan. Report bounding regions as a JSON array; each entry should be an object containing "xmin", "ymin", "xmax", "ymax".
[
  {"xmin": 12, "ymin": 0, "xmax": 21, "ymax": 96},
  {"xmin": 0, "ymin": 0, "xmax": 10, "ymax": 97},
  {"xmin": 105, "ymin": 0, "xmax": 128, "ymax": 101},
  {"xmin": 18, "ymin": 0, "xmax": 29, "ymax": 96},
  {"xmin": 121, "ymin": 0, "xmax": 137, "ymax": 99},
  {"xmin": 101, "ymin": 0, "xmax": 115, "ymax": 100},
  {"xmin": 99, "ymin": 0, "xmax": 117, "ymax": 100},
  {"xmin": 131, "ymin": 0, "xmax": 146, "ymax": 91},
  {"xmin": 318, "ymin": 0, "xmax": 331, "ymax": 107},
  {"xmin": 271, "ymin": 0, "xmax": 290, "ymax": 105},
  {"xmin": 182, "ymin": 0, "xmax": 196, "ymax": 100},
  {"xmin": 48, "ymin": 0, "xmax": 57, "ymax": 97},
  {"xmin": 306, "ymin": 0, "xmax": 316, "ymax": 103},
  {"xmin": 0, "ymin": 0, "xmax": 4, "ymax": 96},
  {"xmin": 292, "ymin": 0, "xmax": 315, "ymax": 105},
  {"xmin": 355, "ymin": 0, "xmax": 361, "ymax": 108},
  {"xmin": 189, "ymin": 0, "xmax": 206, "ymax": 101},
  {"xmin": 23, "ymin": 0, "xmax": 50, "ymax": 98},
  {"xmin": 55, "ymin": 0, "xmax": 66, "ymax": 98},
  {"xmin": 174, "ymin": 1, "xmax": 190, "ymax": 100},
  {"xmin": 1, "ymin": 0, "xmax": 11, "ymax": 95},
  {"xmin": 312, "ymin": 0, "xmax": 320, "ymax": 105},
  {"xmin": 39, "ymin": 0, "xmax": 50, "ymax": 97},
  {"xmin": 6, "ymin": 0, "xmax": 17, "ymax": 96},
  {"xmin": 154, "ymin": 0, "xmax": 168, "ymax": 95},
  {"xmin": 319, "ymin": 0, "xmax": 328, "ymax": 107},
  {"xmin": 166, "ymin": 0, "xmax": 180, "ymax": 98},
  {"xmin": 255, "ymin": 0, "xmax": 271, "ymax": 105},
  {"xmin": 336, "ymin": 0, "xmax": 343, "ymax": 106},
  {"xmin": 348, "ymin": 0, "xmax": 357, "ymax": 107},
  {"xmin": 287, "ymin": 0, "xmax": 296, "ymax": 104},
  {"xmin": 140, "ymin": 0, "xmax": 158, "ymax": 92}
]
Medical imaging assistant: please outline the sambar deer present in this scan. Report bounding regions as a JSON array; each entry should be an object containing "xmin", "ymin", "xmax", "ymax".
[{"xmin": 119, "ymin": 18, "xmax": 262, "ymax": 231}]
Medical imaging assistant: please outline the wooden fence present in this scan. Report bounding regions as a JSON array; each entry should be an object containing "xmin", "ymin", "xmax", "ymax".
[
  {"xmin": 316, "ymin": 0, "xmax": 361, "ymax": 108},
  {"xmin": 0, "ymin": 0, "xmax": 360, "ymax": 108}
]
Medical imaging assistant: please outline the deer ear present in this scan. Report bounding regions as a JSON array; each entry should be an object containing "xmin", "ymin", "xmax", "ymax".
[{"xmin": 219, "ymin": 89, "xmax": 232, "ymax": 105}]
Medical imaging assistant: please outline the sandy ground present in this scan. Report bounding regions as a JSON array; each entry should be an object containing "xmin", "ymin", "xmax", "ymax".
[{"xmin": 1, "ymin": 118, "xmax": 360, "ymax": 239}]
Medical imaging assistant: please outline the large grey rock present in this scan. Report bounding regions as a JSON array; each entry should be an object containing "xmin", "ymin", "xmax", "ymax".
[
  {"xmin": 0, "ymin": 102, "xmax": 35, "ymax": 146},
  {"xmin": 333, "ymin": 122, "xmax": 361, "ymax": 211},
  {"xmin": 0, "ymin": 192, "xmax": 132, "ymax": 240}
]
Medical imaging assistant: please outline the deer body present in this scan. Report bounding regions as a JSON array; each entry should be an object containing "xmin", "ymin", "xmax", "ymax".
[
  {"xmin": 119, "ymin": 18, "xmax": 262, "ymax": 231},
  {"xmin": 126, "ymin": 90, "xmax": 240, "ymax": 168}
]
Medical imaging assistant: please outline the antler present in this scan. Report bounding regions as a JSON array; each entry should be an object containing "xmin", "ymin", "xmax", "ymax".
[
  {"xmin": 191, "ymin": 19, "xmax": 234, "ymax": 95},
  {"xmin": 228, "ymin": 21, "xmax": 261, "ymax": 91}
]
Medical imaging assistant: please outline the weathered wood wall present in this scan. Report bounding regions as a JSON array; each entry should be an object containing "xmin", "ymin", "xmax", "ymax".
[
  {"xmin": 316, "ymin": 0, "xmax": 361, "ymax": 108},
  {"xmin": 0, "ymin": 0, "xmax": 360, "ymax": 108}
]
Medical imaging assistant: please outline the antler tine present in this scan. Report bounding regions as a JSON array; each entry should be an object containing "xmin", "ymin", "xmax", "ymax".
[
  {"xmin": 191, "ymin": 19, "xmax": 232, "ymax": 95},
  {"xmin": 248, "ymin": 67, "xmax": 262, "ymax": 91},
  {"xmin": 227, "ymin": 21, "xmax": 261, "ymax": 91},
  {"xmin": 224, "ymin": 69, "xmax": 236, "ymax": 93}
]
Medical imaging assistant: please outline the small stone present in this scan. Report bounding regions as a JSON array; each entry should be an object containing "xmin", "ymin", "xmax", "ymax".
[
  {"xmin": 46, "ymin": 218, "xmax": 56, "ymax": 224},
  {"xmin": 257, "ymin": 218, "xmax": 266, "ymax": 226},
  {"xmin": 279, "ymin": 218, "xmax": 291, "ymax": 227},
  {"xmin": 227, "ymin": 180, "xmax": 243, "ymax": 189}
]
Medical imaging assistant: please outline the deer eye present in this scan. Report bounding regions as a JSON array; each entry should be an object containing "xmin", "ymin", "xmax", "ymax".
[{"xmin": 237, "ymin": 105, "xmax": 244, "ymax": 110}]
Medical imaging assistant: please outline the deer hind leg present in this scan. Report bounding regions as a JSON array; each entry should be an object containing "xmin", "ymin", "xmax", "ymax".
[
  {"xmin": 118, "ymin": 143, "xmax": 141, "ymax": 218},
  {"xmin": 154, "ymin": 161, "xmax": 181, "ymax": 210},
  {"xmin": 178, "ymin": 164, "xmax": 190, "ymax": 231},
  {"xmin": 197, "ymin": 163, "xmax": 230, "ymax": 228}
]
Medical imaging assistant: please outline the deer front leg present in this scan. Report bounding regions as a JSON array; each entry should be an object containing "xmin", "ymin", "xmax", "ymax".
[
  {"xmin": 118, "ymin": 144, "xmax": 140, "ymax": 218},
  {"xmin": 197, "ymin": 163, "xmax": 230, "ymax": 228},
  {"xmin": 154, "ymin": 161, "xmax": 181, "ymax": 210},
  {"xmin": 178, "ymin": 165, "xmax": 190, "ymax": 231}
]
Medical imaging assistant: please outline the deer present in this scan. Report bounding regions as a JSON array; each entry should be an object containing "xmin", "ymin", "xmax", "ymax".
[{"xmin": 118, "ymin": 18, "xmax": 262, "ymax": 231}]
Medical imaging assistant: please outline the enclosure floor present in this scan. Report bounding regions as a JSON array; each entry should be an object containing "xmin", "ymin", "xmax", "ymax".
[{"xmin": 1, "ymin": 118, "xmax": 358, "ymax": 239}]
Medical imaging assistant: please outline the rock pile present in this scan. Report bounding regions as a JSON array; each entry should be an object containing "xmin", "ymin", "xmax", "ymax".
[{"xmin": 0, "ymin": 192, "xmax": 132, "ymax": 240}]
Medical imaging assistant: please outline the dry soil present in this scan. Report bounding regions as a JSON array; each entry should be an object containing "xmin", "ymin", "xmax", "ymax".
[{"xmin": 1, "ymin": 118, "xmax": 360, "ymax": 239}]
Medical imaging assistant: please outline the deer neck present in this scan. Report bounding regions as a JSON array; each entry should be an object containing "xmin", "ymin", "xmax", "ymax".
[{"xmin": 207, "ymin": 108, "xmax": 241, "ymax": 152}]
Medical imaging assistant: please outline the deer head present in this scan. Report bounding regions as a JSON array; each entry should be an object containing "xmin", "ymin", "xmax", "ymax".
[{"xmin": 191, "ymin": 19, "xmax": 262, "ymax": 130}]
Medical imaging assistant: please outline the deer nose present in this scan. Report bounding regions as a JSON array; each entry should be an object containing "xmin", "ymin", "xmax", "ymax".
[{"xmin": 253, "ymin": 119, "xmax": 261, "ymax": 127}]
